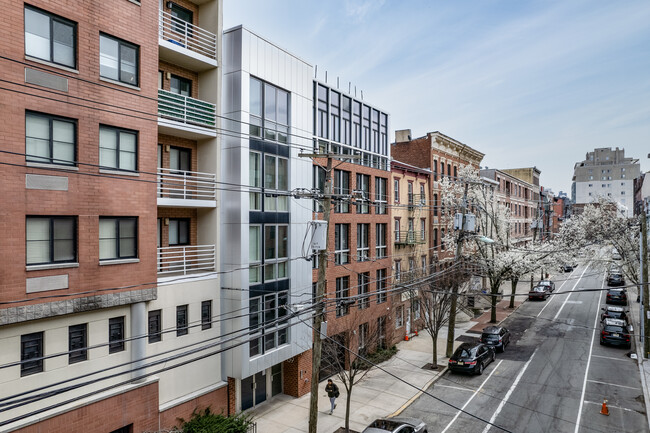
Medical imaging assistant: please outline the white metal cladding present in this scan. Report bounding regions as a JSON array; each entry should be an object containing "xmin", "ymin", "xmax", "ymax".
[{"xmin": 159, "ymin": 10, "xmax": 217, "ymax": 60}]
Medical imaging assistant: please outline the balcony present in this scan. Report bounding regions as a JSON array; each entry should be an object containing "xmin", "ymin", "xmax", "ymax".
[
  {"xmin": 159, "ymin": 9, "xmax": 218, "ymax": 71},
  {"xmin": 158, "ymin": 244, "xmax": 215, "ymax": 277},
  {"xmin": 395, "ymin": 231, "xmax": 426, "ymax": 246},
  {"xmin": 158, "ymin": 168, "xmax": 217, "ymax": 208},
  {"xmin": 407, "ymin": 194, "xmax": 425, "ymax": 211},
  {"xmin": 158, "ymin": 89, "xmax": 216, "ymax": 139}
]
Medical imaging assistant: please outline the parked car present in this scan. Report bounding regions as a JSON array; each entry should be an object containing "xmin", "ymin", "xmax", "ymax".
[
  {"xmin": 537, "ymin": 280, "xmax": 556, "ymax": 292},
  {"xmin": 607, "ymin": 269, "xmax": 625, "ymax": 287},
  {"xmin": 362, "ymin": 417, "xmax": 427, "ymax": 433},
  {"xmin": 601, "ymin": 305, "xmax": 629, "ymax": 323},
  {"xmin": 600, "ymin": 318, "xmax": 631, "ymax": 349},
  {"xmin": 448, "ymin": 342, "xmax": 495, "ymax": 375},
  {"xmin": 606, "ymin": 287, "xmax": 628, "ymax": 305},
  {"xmin": 480, "ymin": 326, "xmax": 511, "ymax": 352},
  {"xmin": 528, "ymin": 285, "xmax": 550, "ymax": 301},
  {"xmin": 561, "ymin": 264, "xmax": 574, "ymax": 272}
]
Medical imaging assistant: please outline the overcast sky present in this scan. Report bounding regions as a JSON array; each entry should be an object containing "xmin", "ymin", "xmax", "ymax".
[{"xmin": 224, "ymin": 0, "xmax": 650, "ymax": 194}]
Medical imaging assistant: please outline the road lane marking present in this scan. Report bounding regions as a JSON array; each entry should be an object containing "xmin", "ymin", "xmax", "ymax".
[
  {"xmin": 480, "ymin": 347, "xmax": 539, "ymax": 433},
  {"xmin": 584, "ymin": 400, "xmax": 635, "ymax": 413},
  {"xmin": 440, "ymin": 360, "xmax": 504, "ymax": 433},
  {"xmin": 554, "ymin": 264, "xmax": 591, "ymax": 321},
  {"xmin": 586, "ymin": 379, "xmax": 640, "ymax": 390},
  {"xmin": 536, "ymin": 266, "xmax": 581, "ymax": 317},
  {"xmin": 574, "ymin": 277, "xmax": 604, "ymax": 433},
  {"xmin": 436, "ymin": 384, "xmax": 475, "ymax": 392},
  {"xmin": 591, "ymin": 354, "xmax": 629, "ymax": 362}
]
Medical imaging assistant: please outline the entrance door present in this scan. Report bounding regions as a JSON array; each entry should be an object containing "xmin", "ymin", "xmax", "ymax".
[
  {"xmin": 254, "ymin": 371, "xmax": 266, "ymax": 406},
  {"xmin": 241, "ymin": 371, "xmax": 267, "ymax": 411},
  {"xmin": 271, "ymin": 364, "xmax": 282, "ymax": 396}
]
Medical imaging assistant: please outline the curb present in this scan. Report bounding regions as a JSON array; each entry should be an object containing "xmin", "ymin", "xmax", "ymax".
[{"xmin": 389, "ymin": 367, "xmax": 448, "ymax": 417}]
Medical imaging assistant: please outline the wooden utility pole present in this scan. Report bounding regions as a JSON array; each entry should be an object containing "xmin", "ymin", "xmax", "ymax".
[{"xmin": 641, "ymin": 202, "xmax": 649, "ymax": 357}]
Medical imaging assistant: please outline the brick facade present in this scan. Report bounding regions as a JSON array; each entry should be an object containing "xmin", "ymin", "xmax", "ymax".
[
  {"xmin": 282, "ymin": 349, "xmax": 313, "ymax": 397},
  {"xmin": 158, "ymin": 384, "xmax": 229, "ymax": 429}
]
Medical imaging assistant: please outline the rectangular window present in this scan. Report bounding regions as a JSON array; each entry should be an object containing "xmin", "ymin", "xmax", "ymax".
[
  {"xmin": 334, "ymin": 170, "xmax": 350, "ymax": 213},
  {"xmin": 376, "ymin": 269, "xmax": 387, "ymax": 304},
  {"xmin": 356, "ymin": 223, "xmax": 369, "ymax": 262},
  {"xmin": 394, "ymin": 219, "xmax": 400, "ymax": 242},
  {"xmin": 99, "ymin": 126, "xmax": 137, "ymax": 171},
  {"xmin": 263, "ymin": 155, "xmax": 289, "ymax": 212},
  {"xmin": 336, "ymin": 276, "xmax": 350, "ymax": 317},
  {"xmin": 100, "ymin": 33, "xmax": 139, "ymax": 86},
  {"xmin": 395, "ymin": 305, "xmax": 404, "ymax": 328},
  {"xmin": 249, "ymin": 225, "xmax": 261, "ymax": 283},
  {"xmin": 21, "ymin": 332, "xmax": 44, "ymax": 376},
  {"xmin": 395, "ymin": 260, "xmax": 401, "ymax": 282},
  {"xmin": 334, "ymin": 224, "xmax": 349, "ymax": 265},
  {"xmin": 249, "ymin": 152, "xmax": 262, "ymax": 210},
  {"xmin": 356, "ymin": 174, "xmax": 370, "ymax": 214},
  {"xmin": 376, "ymin": 223, "xmax": 386, "ymax": 258},
  {"xmin": 411, "ymin": 299, "xmax": 420, "ymax": 320},
  {"xmin": 170, "ymin": 74, "xmax": 191, "ymax": 96},
  {"xmin": 170, "ymin": 146, "xmax": 191, "ymax": 171},
  {"xmin": 420, "ymin": 219, "xmax": 426, "ymax": 240},
  {"xmin": 358, "ymin": 272, "xmax": 370, "ymax": 309},
  {"xmin": 201, "ymin": 300, "xmax": 212, "ymax": 330},
  {"xmin": 26, "ymin": 112, "xmax": 76, "ymax": 166},
  {"xmin": 99, "ymin": 217, "xmax": 137, "ymax": 260},
  {"xmin": 148, "ymin": 309, "xmax": 162, "ymax": 343},
  {"xmin": 109, "ymin": 316, "xmax": 125, "ymax": 353},
  {"xmin": 26, "ymin": 216, "xmax": 76, "ymax": 265},
  {"xmin": 394, "ymin": 179, "xmax": 400, "ymax": 203},
  {"xmin": 421, "ymin": 256, "xmax": 427, "ymax": 274},
  {"xmin": 375, "ymin": 177, "xmax": 387, "ymax": 214},
  {"xmin": 69, "ymin": 323, "xmax": 87, "ymax": 364},
  {"xmin": 168, "ymin": 218, "xmax": 189, "ymax": 245},
  {"xmin": 176, "ymin": 305, "xmax": 188, "ymax": 336},
  {"xmin": 433, "ymin": 160, "xmax": 438, "ymax": 181},
  {"xmin": 263, "ymin": 224, "xmax": 289, "ymax": 282},
  {"xmin": 250, "ymin": 77, "xmax": 290, "ymax": 143},
  {"xmin": 25, "ymin": 6, "xmax": 76, "ymax": 68},
  {"xmin": 249, "ymin": 291, "xmax": 289, "ymax": 356},
  {"xmin": 420, "ymin": 184, "xmax": 426, "ymax": 204}
]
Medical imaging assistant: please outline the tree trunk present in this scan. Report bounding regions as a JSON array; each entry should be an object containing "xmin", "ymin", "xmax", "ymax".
[
  {"xmin": 490, "ymin": 280, "xmax": 501, "ymax": 323},
  {"xmin": 509, "ymin": 277, "xmax": 519, "ymax": 309},
  {"xmin": 431, "ymin": 330, "xmax": 439, "ymax": 368},
  {"xmin": 345, "ymin": 384, "xmax": 352, "ymax": 432}
]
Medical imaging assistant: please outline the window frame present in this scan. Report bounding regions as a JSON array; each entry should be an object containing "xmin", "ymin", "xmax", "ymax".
[
  {"xmin": 99, "ymin": 217, "xmax": 138, "ymax": 261},
  {"xmin": 375, "ymin": 177, "xmax": 387, "ymax": 214},
  {"xmin": 68, "ymin": 323, "xmax": 87, "ymax": 364},
  {"xmin": 334, "ymin": 169, "xmax": 350, "ymax": 213},
  {"xmin": 99, "ymin": 125, "xmax": 138, "ymax": 172},
  {"xmin": 334, "ymin": 224, "xmax": 350, "ymax": 265},
  {"xmin": 355, "ymin": 174, "xmax": 370, "ymax": 214},
  {"xmin": 356, "ymin": 223, "xmax": 370, "ymax": 262},
  {"xmin": 99, "ymin": 33, "xmax": 140, "ymax": 86},
  {"xmin": 176, "ymin": 305, "xmax": 188, "ymax": 336},
  {"xmin": 26, "ymin": 216, "xmax": 77, "ymax": 266},
  {"xmin": 21, "ymin": 332, "xmax": 44, "ymax": 377},
  {"xmin": 201, "ymin": 300, "xmax": 212, "ymax": 330},
  {"xmin": 26, "ymin": 111, "xmax": 77, "ymax": 166},
  {"xmin": 249, "ymin": 76, "xmax": 290, "ymax": 144},
  {"xmin": 169, "ymin": 74, "xmax": 192, "ymax": 96},
  {"xmin": 148, "ymin": 309, "xmax": 162, "ymax": 343},
  {"xmin": 376, "ymin": 268, "xmax": 387, "ymax": 304},
  {"xmin": 358, "ymin": 272, "xmax": 370, "ymax": 309},
  {"xmin": 24, "ymin": 5, "xmax": 77, "ymax": 69},
  {"xmin": 109, "ymin": 316, "xmax": 125, "ymax": 353},
  {"xmin": 168, "ymin": 218, "xmax": 190, "ymax": 246},
  {"xmin": 336, "ymin": 276, "xmax": 350, "ymax": 317},
  {"xmin": 375, "ymin": 223, "xmax": 387, "ymax": 259}
]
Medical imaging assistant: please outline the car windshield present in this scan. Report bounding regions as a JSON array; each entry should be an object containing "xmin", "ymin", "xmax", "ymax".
[
  {"xmin": 482, "ymin": 334, "xmax": 499, "ymax": 341},
  {"xmin": 454, "ymin": 347, "xmax": 474, "ymax": 358},
  {"xmin": 369, "ymin": 420, "xmax": 401, "ymax": 430},
  {"xmin": 533, "ymin": 287, "xmax": 546, "ymax": 292}
]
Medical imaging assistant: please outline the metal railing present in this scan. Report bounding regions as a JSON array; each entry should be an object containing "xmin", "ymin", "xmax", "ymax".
[
  {"xmin": 157, "ymin": 244, "xmax": 215, "ymax": 276},
  {"xmin": 158, "ymin": 89, "xmax": 216, "ymax": 129},
  {"xmin": 407, "ymin": 194, "xmax": 426, "ymax": 211},
  {"xmin": 159, "ymin": 10, "xmax": 217, "ymax": 60},
  {"xmin": 158, "ymin": 168, "xmax": 216, "ymax": 201},
  {"xmin": 394, "ymin": 230, "xmax": 426, "ymax": 245}
]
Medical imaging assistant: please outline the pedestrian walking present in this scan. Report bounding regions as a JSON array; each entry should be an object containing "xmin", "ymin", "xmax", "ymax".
[{"xmin": 325, "ymin": 379, "xmax": 339, "ymax": 415}]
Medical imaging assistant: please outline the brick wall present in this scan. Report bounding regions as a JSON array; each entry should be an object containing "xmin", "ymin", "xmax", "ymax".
[
  {"xmin": 283, "ymin": 349, "xmax": 313, "ymax": 397},
  {"xmin": 158, "ymin": 384, "xmax": 229, "ymax": 430},
  {"xmin": 159, "ymin": 61, "xmax": 200, "ymax": 99},
  {"xmin": 158, "ymin": 134, "xmax": 199, "ymax": 172},
  {"xmin": 228, "ymin": 377, "xmax": 236, "ymax": 415}
]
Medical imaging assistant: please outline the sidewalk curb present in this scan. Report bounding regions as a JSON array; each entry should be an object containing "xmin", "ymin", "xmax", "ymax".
[{"xmin": 388, "ymin": 367, "xmax": 448, "ymax": 417}]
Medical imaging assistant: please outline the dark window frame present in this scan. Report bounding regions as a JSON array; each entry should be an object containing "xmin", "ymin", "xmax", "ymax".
[
  {"xmin": 169, "ymin": 145, "xmax": 191, "ymax": 172},
  {"xmin": 26, "ymin": 215, "xmax": 77, "ymax": 266},
  {"xmin": 24, "ymin": 5, "xmax": 77, "ymax": 69},
  {"xmin": 99, "ymin": 124, "xmax": 138, "ymax": 172},
  {"xmin": 169, "ymin": 74, "xmax": 192, "ymax": 96},
  {"xmin": 148, "ymin": 309, "xmax": 162, "ymax": 343},
  {"xmin": 99, "ymin": 32, "xmax": 140, "ymax": 86},
  {"xmin": 168, "ymin": 218, "xmax": 190, "ymax": 246},
  {"xmin": 68, "ymin": 323, "xmax": 87, "ymax": 364},
  {"xmin": 109, "ymin": 316, "xmax": 125, "ymax": 353},
  {"xmin": 176, "ymin": 305, "xmax": 188, "ymax": 336},
  {"xmin": 201, "ymin": 300, "xmax": 212, "ymax": 330},
  {"xmin": 26, "ymin": 111, "xmax": 77, "ymax": 166},
  {"xmin": 21, "ymin": 332, "xmax": 44, "ymax": 377},
  {"xmin": 99, "ymin": 216, "xmax": 138, "ymax": 260}
]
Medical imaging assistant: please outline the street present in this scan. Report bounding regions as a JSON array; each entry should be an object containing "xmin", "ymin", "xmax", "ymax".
[{"xmin": 400, "ymin": 262, "xmax": 648, "ymax": 433}]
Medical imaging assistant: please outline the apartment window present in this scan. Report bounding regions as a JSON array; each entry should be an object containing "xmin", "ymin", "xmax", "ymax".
[
  {"xmin": 176, "ymin": 305, "xmax": 188, "ymax": 336},
  {"xmin": 358, "ymin": 272, "xmax": 370, "ymax": 309},
  {"xmin": 21, "ymin": 332, "xmax": 44, "ymax": 376},
  {"xmin": 69, "ymin": 324, "xmax": 87, "ymax": 364},
  {"xmin": 249, "ymin": 77, "xmax": 290, "ymax": 144},
  {"xmin": 336, "ymin": 276, "xmax": 350, "ymax": 317},
  {"xmin": 316, "ymin": 84, "xmax": 328, "ymax": 138},
  {"xmin": 376, "ymin": 269, "xmax": 387, "ymax": 304},
  {"xmin": 421, "ymin": 256, "xmax": 427, "ymax": 274},
  {"xmin": 249, "ymin": 225, "xmax": 262, "ymax": 283},
  {"xmin": 25, "ymin": 6, "xmax": 76, "ymax": 68},
  {"xmin": 411, "ymin": 299, "xmax": 421, "ymax": 320},
  {"xmin": 249, "ymin": 291, "xmax": 288, "ymax": 357},
  {"xmin": 407, "ymin": 182, "xmax": 414, "ymax": 206},
  {"xmin": 250, "ymin": 152, "xmax": 289, "ymax": 212},
  {"xmin": 376, "ymin": 223, "xmax": 386, "ymax": 258},
  {"xmin": 334, "ymin": 170, "xmax": 350, "ymax": 213},
  {"xmin": 201, "ymin": 300, "xmax": 212, "ymax": 330},
  {"xmin": 433, "ymin": 194, "xmax": 438, "ymax": 216},
  {"xmin": 453, "ymin": 166, "xmax": 457, "ymax": 179},
  {"xmin": 331, "ymin": 90, "xmax": 340, "ymax": 142},
  {"xmin": 168, "ymin": 218, "xmax": 189, "ymax": 245},
  {"xmin": 263, "ymin": 224, "xmax": 289, "ymax": 282},
  {"xmin": 170, "ymin": 146, "xmax": 191, "ymax": 172},
  {"xmin": 356, "ymin": 174, "xmax": 370, "ymax": 214},
  {"xmin": 357, "ymin": 224, "xmax": 370, "ymax": 262},
  {"xmin": 440, "ymin": 161, "xmax": 445, "ymax": 178},
  {"xmin": 433, "ymin": 160, "xmax": 438, "ymax": 181},
  {"xmin": 334, "ymin": 224, "xmax": 350, "ymax": 265},
  {"xmin": 99, "ymin": 217, "xmax": 137, "ymax": 260},
  {"xmin": 26, "ymin": 112, "xmax": 76, "ymax": 166},
  {"xmin": 420, "ymin": 219, "xmax": 426, "ymax": 240},
  {"xmin": 249, "ymin": 152, "xmax": 262, "ymax": 210},
  {"xmin": 375, "ymin": 177, "xmax": 387, "ymax": 214},
  {"xmin": 26, "ymin": 216, "xmax": 76, "ymax": 266},
  {"xmin": 170, "ymin": 2, "xmax": 193, "ymax": 29},
  {"xmin": 170, "ymin": 75, "xmax": 191, "ymax": 96},
  {"xmin": 109, "ymin": 317, "xmax": 125, "ymax": 353},
  {"xmin": 441, "ymin": 229, "xmax": 445, "ymax": 250},
  {"xmin": 394, "ymin": 179, "xmax": 400, "ymax": 203},
  {"xmin": 100, "ymin": 33, "xmax": 139, "ymax": 86},
  {"xmin": 99, "ymin": 126, "xmax": 137, "ymax": 171},
  {"xmin": 447, "ymin": 164, "xmax": 451, "ymax": 179},
  {"xmin": 394, "ymin": 219, "xmax": 400, "ymax": 241},
  {"xmin": 148, "ymin": 310, "xmax": 162, "ymax": 343},
  {"xmin": 395, "ymin": 260, "xmax": 401, "ymax": 282},
  {"xmin": 358, "ymin": 322, "xmax": 369, "ymax": 355},
  {"xmin": 420, "ymin": 184, "xmax": 426, "ymax": 204},
  {"xmin": 395, "ymin": 305, "xmax": 404, "ymax": 328}
]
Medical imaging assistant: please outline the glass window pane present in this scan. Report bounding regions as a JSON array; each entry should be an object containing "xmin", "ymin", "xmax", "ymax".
[
  {"xmin": 277, "ymin": 196, "xmax": 288, "ymax": 212},
  {"xmin": 249, "ymin": 226, "xmax": 260, "ymax": 262},
  {"xmin": 119, "ymin": 238, "xmax": 135, "ymax": 257},
  {"xmin": 120, "ymin": 132, "xmax": 136, "ymax": 152},
  {"xmin": 277, "ymin": 158, "xmax": 288, "ymax": 190},
  {"xmin": 25, "ymin": 8, "xmax": 51, "ymax": 60},
  {"xmin": 264, "ymin": 155, "xmax": 276, "ymax": 189},
  {"xmin": 100, "ymin": 128, "xmax": 117, "ymax": 149},
  {"xmin": 26, "ymin": 115, "xmax": 50, "ymax": 140},
  {"xmin": 99, "ymin": 219, "xmax": 116, "ymax": 259},
  {"xmin": 249, "ymin": 192, "xmax": 261, "ymax": 210},
  {"xmin": 249, "ymin": 152, "xmax": 261, "ymax": 187},
  {"xmin": 120, "ymin": 44, "xmax": 137, "ymax": 85},
  {"xmin": 277, "ymin": 89, "xmax": 288, "ymax": 125},
  {"xmin": 169, "ymin": 220, "xmax": 178, "ymax": 245},
  {"xmin": 26, "ymin": 218, "xmax": 50, "ymax": 264},
  {"xmin": 265, "ymin": 226, "xmax": 276, "ymax": 260},
  {"xmin": 250, "ymin": 78, "xmax": 262, "ymax": 117},
  {"xmin": 100, "ymin": 148, "xmax": 116, "ymax": 168},
  {"xmin": 119, "ymin": 219, "xmax": 135, "ymax": 238},
  {"xmin": 99, "ymin": 36, "xmax": 119, "ymax": 80},
  {"xmin": 52, "ymin": 20, "xmax": 74, "ymax": 67},
  {"xmin": 264, "ymin": 84, "xmax": 276, "ymax": 121},
  {"xmin": 119, "ymin": 149, "xmax": 136, "ymax": 171},
  {"xmin": 264, "ymin": 263, "xmax": 276, "ymax": 280},
  {"xmin": 277, "ymin": 226, "xmax": 288, "ymax": 258},
  {"xmin": 277, "ymin": 261, "xmax": 287, "ymax": 278},
  {"xmin": 170, "ymin": 148, "xmax": 179, "ymax": 171}
]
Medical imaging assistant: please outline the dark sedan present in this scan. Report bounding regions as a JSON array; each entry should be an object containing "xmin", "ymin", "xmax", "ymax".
[
  {"xmin": 448, "ymin": 342, "xmax": 495, "ymax": 375},
  {"xmin": 606, "ymin": 288, "xmax": 628, "ymax": 305},
  {"xmin": 600, "ymin": 318, "xmax": 631, "ymax": 349},
  {"xmin": 607, "ymin": 270, "xmax": 625, "ymax": 287},
  {"xmin": 528, "ymin": 285, "xmax": 550, "ymax": 301},
  {"xmin": 362, "ymin": 417, "xmax": 427, "ymax": 433},
  {"xmin": 601, "ymin": 306, "xmax": 629, "ymax": 323},
  {"xmin": 480, "ymin": 326, "xmax": 511, "ymax": 352}
]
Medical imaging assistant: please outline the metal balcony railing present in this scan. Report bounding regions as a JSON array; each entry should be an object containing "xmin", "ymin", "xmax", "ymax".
[
  {"xmin": 394, "ymin": 230, "xmax": 426, "ymax": 245},
  {"xmin": 157, "ymin": 244, "xmax": 215, "ymax": 276},
  {"xmin": 407, "ymin": 194, "xmax": 426, "ymax": 211},
  {"xmin": 158, "ymin": 89, "xmax": 216, "ymax": 129},
  {"xmin": 158, "ymin": 168, "xmax": 217, "ymax": 201},
  {"xmin": 159, "ymin": 10, "xmax": 217, "ymax": 60}
]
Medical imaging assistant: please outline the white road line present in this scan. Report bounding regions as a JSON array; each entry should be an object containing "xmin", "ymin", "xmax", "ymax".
[
  {"xmin": 436, "ymin": 384, "xmax": 475, "ymax": 392},
  {"xmin": 554, "ymin": 264, "xmax": 591, "ymax": 321},
  {"xmin": 591, "ymin": 354, "xmax": 629, "ymax": 362},
  {"xmin": 440, "ymin": 360, "xmax": 504, "ymax": 433},
  {"xmin": 584, "ymin": 400, "xmax": 636, "ymax": 413},
  {"xmin": 574, "ymin": 277, "xmax": 604, "ymax": 433},
  {"xmin": 536, "ymin": 266, "xmax": 577, "ymax": 317},
  {"xmin": 480, "ymin": 347, "xmax": 539, "ymax": 433},
  {"xmin": 586, "ymin": 379, "xmax": 640, "ymax": 390}
]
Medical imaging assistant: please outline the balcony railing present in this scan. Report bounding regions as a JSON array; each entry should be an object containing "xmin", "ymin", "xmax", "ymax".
[
  {"xmin": 159, "ymin": 10, "xmax": 217, "ymax": 61},
  {"xmin": 158, "ymin": 244, "xmax": 215, "ymax": 276},
  {"xmin": 158, "ymin": 89, "xmax": 216, "ymax": 130},
  {"xmin": 395, "ymin": 231, "xmax": 426, "ymax": 245},
  {"xmin": 407, "ymin": 194, "xmax": 426, "ymax": 211},
  {"xmin": 158, "ymin": 168, "xmax": 217, "ymax": 201}
]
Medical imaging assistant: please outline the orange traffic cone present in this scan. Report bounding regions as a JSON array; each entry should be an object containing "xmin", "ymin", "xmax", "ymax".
[
  {"xmin": 404, "ymin": 335, "xmax": 409, "ymax": 341},
  {"xmin": 600, "ymin": 399, "xmax": 609, "ymax": 416}
]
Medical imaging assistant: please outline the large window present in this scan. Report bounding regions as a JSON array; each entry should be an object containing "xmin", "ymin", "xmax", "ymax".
[
  {"xmin": 249, "ymin": 224, "xmax": 289, "ymax": 284},
  {"xmin": 249, "ymin": 291, "xmax": 288, "ymax": 357},
  {"xmin": 21, "ymin": 332, "xmax": 44, "ymax": 377},
  {"xmin": 358, "ymin": 322, "xmax": 368, "ymax": 355},
  {"xmin": 250, "ymin": 77, "xmax": 289, "ymax": 144},
  {"xmin": 25, "ymin": 6, "xmax": 76, "ymax": 68},
  {"xmin": 26, "ymin": 112, "xmax": 76, "ymax": 166},
  {"xmin": 109, "ymin": 317, "xmax": 125, "ymax": 353},
  {"xmin": 336, "ymin": 276, "xmax": 350, "ymax": 317},
  {"xmin": 356, "ymin": 224, "xmax": 369, "ymax": 262},
  {"xmin": 376, "ymin": 269, "xmax": 387, "ymax": 304},
  {"xmin": 375, "ymin": 223, "xmax": 386, "ymax": 258},
  {"xmin": 394, "ymin": 219, "xmax": 400, "ymax": 242},
  {"xmin": 100, "ymin": 34, "xmax": 139, "ymax": 86},
  {"xmin": 249, "ymin": 152, "xmax": 289, "ymax": 212},
  {"xmin": 26, "ymin": 216, "xmax": 76, "ymax": 265},
  {"xmin": 334, "ymin": 224, "xmax": 349, "ymax": 265},
  {"xmin": 168, "ymin": 218, "xmax": 189, "ymax": 246},
  {"xmin": 375, "ymin": 177, "xmax": 387, "ymax": 214},
  {"xmin": 358, "ymin": 272, "xmax": 370, "ymax": 309},
  {"xmin": 334, "ymin": 170, "xmax": 350, "ymax": 213},
  {"xmin": 394, "ymin": 179, "xmax": 400, "ymax": 203},
  {"xmin": 395, "ymin": 305, "xmax": 404, "ymax": 328},
  {"xmin": 148, "ymin": 310, "xmax": 162, "ymax": 343},
  {"xmin": 99, "ymin": 126, "xmax": 137, "ymax": 171},
  {"xmin": 356, "ymin": 174, "xmax": 370, "ymax": 214},
  {"xmin": 99, "ymin": 217, "xmax": 137, "ymax": 260},
  {"xmin": 69, "ymin": 324, "xmax": 87, "ymax": 364}
]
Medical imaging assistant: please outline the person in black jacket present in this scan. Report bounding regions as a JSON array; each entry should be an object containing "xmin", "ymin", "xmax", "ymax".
[{"xmin": 325, "ymin": 379, "xmax": 339, "ymax": 414}]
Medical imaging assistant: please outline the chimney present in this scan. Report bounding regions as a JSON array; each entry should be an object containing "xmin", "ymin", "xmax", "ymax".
[{"xmin": 395, "ymin": 129, "xmax": 412, "ymax": 143}]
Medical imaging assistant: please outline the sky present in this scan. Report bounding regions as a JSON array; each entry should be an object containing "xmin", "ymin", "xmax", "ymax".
[{"xmin": 224, "ymin": 0, "xmax": 650, "ymax": 195}]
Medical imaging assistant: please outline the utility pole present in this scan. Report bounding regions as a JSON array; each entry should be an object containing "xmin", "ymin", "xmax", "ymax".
[
  {"xmin": 641, "ymin": 201, "xmax": 649, "ymax": 357},
  {"xmin": 446, "ymin": 182, "xmax": 469, "ymax": 358}
]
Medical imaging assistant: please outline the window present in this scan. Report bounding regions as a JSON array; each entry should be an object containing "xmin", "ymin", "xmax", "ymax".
[
  {"xmin": 249, "ymin": 225, "xmax": 261, "ymax": 283},
  {"xmin": 250, "ymin": 153, "xmax": 289, "ymax": 212},
  {"xmin": 99, "ymin": 126, "xmax": 137, "ymax": 171},
  {"xmin": 170, "ymin": 146, "xmax": 191, "ymax": 172},
  {"xmin": 394, "ymin": 219, "xmax": 400, "ymax": 242},
  {"xmin": 21, "ymin": 332, "xmax": 44, "ymax": 376},
  {"xmin": 407, "ymin": 182, "xmax": 414, "ymax": 206},
  {"xmin": 249, "ymin": 152, "xmax": 262, "ymax": 210},
  {"xmin": 170, "ymin": 2, "xmax": 193, "ymax": 29},
  {"xmin": 249, "ymin": 291, "xmax": 288, "ymax": 356},
  {"xmin": 334, "ymin": 170, "xmax": 350, "ymax": 213},
  {"xmin": 358, "ymin": 272, "xmax": 370, "ymax": 309},
  {"xmin": 440, "ymin": 161, "xmax": 445, "ymax": 178},
  {"xmin": 316, "ymin": 84, "xmax": 328, "ymax": 138},
  {"xmin": 358, "ymin": 322, "xmax": 368, "ymax": 355},
  {"xmin": 334, "ymin": 224, "xmax": 349, "ymax": 265},
  {"xmin": 249, "ymin": 77, "xmax": 290, "ymax": 143},
  {"xmin": 395, "ymin": 260, "xmax": 401, "ymax": 282},
  {"xmin": 420, "ymin": 219, "xmax": 426, "ymax": 240},
  {"xmin": 263, "ymin": 224, "xmax": 289, "ymax": 282},
  {"xmin": 69, "ymin": 323, "xmax": 87, "ymax": 363},
  {"xmin": 170, "ymin": 75, "xmax": 191, "ymax": 96},
  {"xmin": 331, "ymin": 90, "xmax": 340, "ymax": 142},
  {"xmin": 376, "ymin": 269, "xmax": 387, "ymax": 304},
  {"xmin": 411, "ymin": 299, "xmax": 420, "ymax": 320},
  {"xmin": 433, "ymin": 160, "xmax": 438, "ymax": 181},
  {"xmin": 26, "ymin": 112, "xmax": 76, "ymax": 166},
  {"xmin": 376, "ymin": 224, "xmax": 386, "ymax": 258},
  {"xmin": 447, "ymin": 164, "xmax": 451, "ymax": 179},
  {"xmin": 453, "ymin": 166, "xmax": 457, "ymax": 179},
  {"xmin": 420, "ymin": 184, "xmax": 426, "ymax": 204},
  {"xmin": 336, "ymin": 276, "xmax": 350, "ymax": 317},
  {"xmin": 109, "ymin": 317, "xmax": 125, "ymax": 353},
  {"xmin": 356, "ymin": 174, "xmax": 370, "ymax": 214},
  {"xmin": 375, "ymin": 177, "xmax": 387, "ymax": 214},
  {"xmin": 357, "ymin": 224, "xmax": 369, "ymax": 262},
  {"xmin": 377, "ymin": 316, "xmax": 387, "ymax": 349},
  {"xmin": 421, "ymin": 256, "xmax": 427, "ymax": 274},
  {"xmin": 176, "ymin": 305, "xmax": 188, "ymax": 336},
  {"xmin": 394, "ymin": 179, "xmax": 400, "ymax": 203},
  {"xmin": 148, "ymin": 310, "xmax": 162, "ymax": 343},
  {"xmin": 26, "ymin": 216, "xmax": 76, "ymax": 265},
  {"xmin": 25, "ymin": 6, "xmax": 76, "ymax": 68},
  {"xmin": 99, "ymin": 217, "xmax": 137, "ymax": 260},
  {"xmin": 395, "ymin": 305, "xmax": 404, "ymax": 328},
  {"xmin": 441, "ymin": 229, "xmax": 445, "ymax": 250},
  {"xmin": 168, "ymin": 218, "xmax": 189, "ymax": 245},
  {"xmin": 201, "ymin": 300, "xmax": 212, "ymax": 330},
  {"xmin": 100, "ymin": 33, "xmax": 139, "ymax": 86}
]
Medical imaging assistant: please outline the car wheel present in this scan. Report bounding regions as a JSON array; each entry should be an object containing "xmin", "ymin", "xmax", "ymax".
[
  {"xmin": 477, "ymin": 362, "xmax": 484, "ymax": 375},
  {"xmin": 599, "ymin": 338, "xmax": 604, "ymax": 346}
]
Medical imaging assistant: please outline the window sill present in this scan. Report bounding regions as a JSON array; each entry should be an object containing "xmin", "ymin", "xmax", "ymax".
[
  {"xmin": 99, "ymin": 258, "xmax": 140, "ymax": 266},
  {"xmin": 27, "ymin": 263, "xmax": 79, "ymax": 272},
  {"xmin": 25, "ymin": 56, "xmax": 79, "ymax": 74},
  {"xmin": 127, "ymin": 0, "xmax": 141, "ymax": 5},
  {"xmin": 99, "ymin": 169, "xmax": 140, "ymax": 177},
  {"xmin": 26, "ymin": 162, "xmax": 79, "ymax": 171},
  {"xmin": 99, "ymin": 77, "xmax": 140, "ymax": 91}
]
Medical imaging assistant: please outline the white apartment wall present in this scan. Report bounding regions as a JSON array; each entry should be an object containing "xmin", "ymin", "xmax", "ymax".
[{"xmin": 575, "ymin": 179, "xmax": 635, "ymax": 216}]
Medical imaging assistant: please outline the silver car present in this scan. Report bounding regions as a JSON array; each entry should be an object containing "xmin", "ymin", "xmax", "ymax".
[{"xmin": 362, "ymin": 417, "xmax": 427, "ymax": 433}]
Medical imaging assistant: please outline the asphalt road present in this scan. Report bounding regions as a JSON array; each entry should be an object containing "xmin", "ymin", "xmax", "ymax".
[{"xmin": 400, "ymin": 262, "xmax": 648, "ymax": 433}]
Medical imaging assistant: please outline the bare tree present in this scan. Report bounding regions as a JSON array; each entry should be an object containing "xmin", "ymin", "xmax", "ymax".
[{"xmin": 417, "ymin": 270, "xmax": 453, "ymax": 368}]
